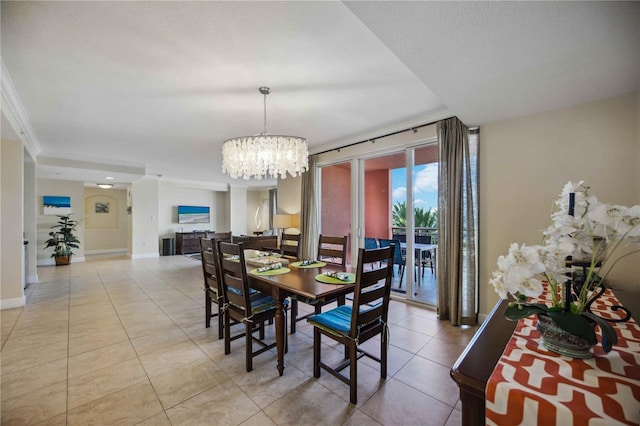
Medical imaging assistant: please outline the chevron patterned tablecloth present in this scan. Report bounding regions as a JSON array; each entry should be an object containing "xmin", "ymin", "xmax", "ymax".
[{"xmin": 486, "ymin": 286, "xmax": 640, "ymax": 426}]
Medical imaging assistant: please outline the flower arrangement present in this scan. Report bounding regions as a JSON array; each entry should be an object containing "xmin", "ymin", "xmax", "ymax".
[{"xmin": 490, "ymin": 181, "xmax": 640, "ymax": 353}]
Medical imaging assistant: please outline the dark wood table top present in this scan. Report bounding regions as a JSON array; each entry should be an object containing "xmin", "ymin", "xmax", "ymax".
[
  {"xmin": 451, "ymin": 288, "xmax": 640, "ymax": 426},
  {"xmin": 249, "ymin": 262, "xmax": 355, "ymax": 301}
]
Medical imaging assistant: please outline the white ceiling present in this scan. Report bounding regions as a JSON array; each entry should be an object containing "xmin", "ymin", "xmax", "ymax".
[{"xmin": 2, "ymin": 1, "xmax": 638, "ymax": 188}]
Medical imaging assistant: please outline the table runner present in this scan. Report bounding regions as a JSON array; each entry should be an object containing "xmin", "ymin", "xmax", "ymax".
[{"xmin": 486, "ymin": 286, "xmax": 640, "ymax": 426}]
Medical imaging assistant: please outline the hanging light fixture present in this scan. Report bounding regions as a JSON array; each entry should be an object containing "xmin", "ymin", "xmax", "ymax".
[
  {"xmin": 222, "ymin": 86, "xmax": 308, "ymax": 180},
  {"xmin": 97, "ymin": 183, "xmax": 114, "ymax": 189}
]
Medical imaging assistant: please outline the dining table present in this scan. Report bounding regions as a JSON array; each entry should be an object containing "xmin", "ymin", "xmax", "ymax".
[{"xmin": 247, "ymin": 258, "xmax": 355, "ymax": 376}]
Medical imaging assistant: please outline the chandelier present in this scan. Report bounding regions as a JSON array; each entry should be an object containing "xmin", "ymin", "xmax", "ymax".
[{"xmin": 222, "ymin": 87, "xmax": 308, "ymax": 180}]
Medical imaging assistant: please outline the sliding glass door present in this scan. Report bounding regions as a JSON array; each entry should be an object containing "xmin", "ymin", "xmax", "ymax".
[{"xmin": 354, "ymin": 143, "xmax": 438, "ymax": 306}]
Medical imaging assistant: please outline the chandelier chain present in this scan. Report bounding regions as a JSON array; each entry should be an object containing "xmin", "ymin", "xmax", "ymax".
[{"xmin": 263, "ymin": 91, "xmax": 267, "ymax": 135}]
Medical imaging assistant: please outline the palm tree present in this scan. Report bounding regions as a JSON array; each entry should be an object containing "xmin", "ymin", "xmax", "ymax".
[
  {"xmin": 393, "ymin": 202, "xmax": 437, "ymax": 227},
  {"xmin": 415, "ymin": 207, "xmax": 438, "ymax": 228},
  {"xmin": 392, "ymin": 201, "xmax": 407, "ymax": 227}
]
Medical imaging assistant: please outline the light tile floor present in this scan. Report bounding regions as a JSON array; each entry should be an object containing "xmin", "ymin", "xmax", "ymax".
[{"xmin": 1, "ymin": 255, "xmax": 478, "ymax": 425}]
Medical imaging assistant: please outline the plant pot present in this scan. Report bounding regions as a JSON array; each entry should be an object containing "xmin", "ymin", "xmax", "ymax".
[
  {"xmin": 536, "ymin": 314, "xmax": 595, "ymax": 358},
  {"xmin": 55, "ymin": 255, "xmax": 71, "ymax": 266}
]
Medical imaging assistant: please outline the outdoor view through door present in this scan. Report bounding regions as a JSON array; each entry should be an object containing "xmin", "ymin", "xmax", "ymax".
[{"xmin": 361, "ymin": 145, "xmax": 438, "ymax": 306}]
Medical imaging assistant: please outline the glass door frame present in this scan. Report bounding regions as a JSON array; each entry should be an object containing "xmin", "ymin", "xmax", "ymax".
[{"xmin": 316, "ymin": 136, "xmax": 437, "ymax": 305}]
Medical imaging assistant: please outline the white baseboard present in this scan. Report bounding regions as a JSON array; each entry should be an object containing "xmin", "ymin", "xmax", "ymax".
[
  {"xmin": 1, "ymin": 296, "xmax": 26, "ymax": 310},
  {"xmin": 85, "ymin": 248, "xmax": 128, "ymax": 255},
  {"xmin": 130, "ymin": 252, "xmax": 160, "ymax": 260}
]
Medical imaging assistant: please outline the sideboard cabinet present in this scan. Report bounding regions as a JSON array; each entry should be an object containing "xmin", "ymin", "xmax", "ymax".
[{"xmin": 175, "ymin": 232, "xmax": 207, "ymax": 254}]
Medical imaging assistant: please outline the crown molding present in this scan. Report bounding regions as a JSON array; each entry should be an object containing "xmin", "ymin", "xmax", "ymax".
[{"xmin": 1, "ymin": 57, "xmax": 40, "ymax": 160}]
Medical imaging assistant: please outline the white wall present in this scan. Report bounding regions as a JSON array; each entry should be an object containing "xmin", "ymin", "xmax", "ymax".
[
  {"xmin": 24, "ymin": 153, "xmax": 37, "ymax": 284},
  {"xmin": 158, "ymin": 183, "xmax": 229, "ymax": 243},
  {"xmin": 130, "ymin": 176, "xmax": 159, "ymax": 258},
  {"xmin": 84, "ymin": 187, "xmax": 128, "ymax": 254},
  {"xmin": 229, "ymin": 186, "xmax": 248, "ymax": 235},
  {"xmin": 247, "ymin": 189, "xmax": 270, "ymax": 234},
  {"xmin": 479, "ymin": 91, "xmax": 640, "ymax": 318},
  {"xmin": 37, "ymin": 178, "xmax": 86, "ymax": 266},
  {"xmin": 1, "ymin": 139, "xmax": 25, "ymax": 308}
]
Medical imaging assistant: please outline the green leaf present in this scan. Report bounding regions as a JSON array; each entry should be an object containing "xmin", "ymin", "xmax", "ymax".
[
  {"xmin": 581, "ymin": 312, "xmax": 618, "ymax": 351},
  {"xmin": 504, "ymin": 303, "xmax": 547, "ymax": 320},
  {"xmin": 547, "ymin": 311, "xmax": 597, "ymax": 345}
]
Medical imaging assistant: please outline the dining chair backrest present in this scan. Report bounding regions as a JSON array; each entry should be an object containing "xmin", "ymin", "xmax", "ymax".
[
  {"xmin": 364, "ymin": 237, "xmax": 378, "ymax": 250},
  {"xmin": 415, "ymin": 235, "xmax": 432, "ymax": 245},
  {"xmin": 378, "ymin": 238, "xmax": 403, "ymax": 266},
  {"xmin": 217, "ymin": 241, "xmax": 252, "ymax": 316},
  {"xmin": 281, "ymin": 233, "xmax": 302, "ymax": 259},
  {"xmin": 200, "ymin": 238, "xmax": 221, "ymax": 296},
  {"xmin": 350, "ymin": 244, "xmax": 395, "ymax": 341},
  {"xmin": 318, "ymin": 234, "xmax": 348, "ymax": 266}
]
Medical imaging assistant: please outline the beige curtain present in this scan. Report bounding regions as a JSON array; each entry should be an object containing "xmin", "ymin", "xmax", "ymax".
[
  {"xmin": 437, "ymin": 117, "xmax": 478, "ymax": 326},
  {"xmin": 300, "ymin": 154, "xmax": 319, "ymax": 259}
]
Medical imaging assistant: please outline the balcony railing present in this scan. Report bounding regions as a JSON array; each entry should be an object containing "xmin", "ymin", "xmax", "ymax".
[{"xmin": 391, "ymin": 227, "xmax": 438, "ymax": 244}]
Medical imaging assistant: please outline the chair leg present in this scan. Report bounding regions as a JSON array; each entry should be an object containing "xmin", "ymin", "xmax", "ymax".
[
  {"xmin": 205, "ymin": 292, "xmax": 212, "ymax": 328},
  {"xmin": 217, "ymin": 304, "xmax": 224, "ymax": 340},
  {"xmin": 284, "ymin": 308, "xmax": 289, "ymax": 354},
  {"xmin": 246, "ymin": 321, "xmax": 253, "ymax": 372},
  {"xmin": 349, "ymin": 340, "xmax": 357, "ymax": 404},
  {"xmin": 381, "ymin": 326, "xmax": 388, "ymax": 379},
  {"xmin": 224, "ymin": 312, "xmax": 231, "ymax": 355},
  {"xmin": 290, "ymin": 298, "xmax": 298, "ymax": 334},
  {"xmin": 313, "ymin": 328, "xmax": 321, "ymax": 378},
  {"xmin": 399, "ymin": 263, "xmax": 405, "ymax": 285}
]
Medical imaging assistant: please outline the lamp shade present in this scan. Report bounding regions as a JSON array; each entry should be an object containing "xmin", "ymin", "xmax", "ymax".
[{"xmin": 273, "ymin": 214, "xmax": 293, "ymax": 229}]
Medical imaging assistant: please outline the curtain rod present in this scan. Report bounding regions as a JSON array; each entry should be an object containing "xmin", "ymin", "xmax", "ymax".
[{"xmin": 313, "ymin": 117, "xmax": 445, "ymax": 156}]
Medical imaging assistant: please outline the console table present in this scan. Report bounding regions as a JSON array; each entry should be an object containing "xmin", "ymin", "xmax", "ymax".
[
  {"xmin": 451, "ymin": 289, "xmax": 640, "ymax": 426},
  {"xmin": 175, "ymin": 231, "xmax": 231, "ymax": 254}
]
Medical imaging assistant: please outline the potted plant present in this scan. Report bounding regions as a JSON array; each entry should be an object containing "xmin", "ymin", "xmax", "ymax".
[
  {"xmin": 489, "ymin": 181, "xmax": 639, "ymax": 357},
  {"xmin": 44, "ymin": 214, "xmax": 80, "ymax": 265}
]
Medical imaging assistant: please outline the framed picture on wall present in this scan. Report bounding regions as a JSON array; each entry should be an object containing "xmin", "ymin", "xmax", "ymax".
[
  {"xmin": 95, "ymin": 202, "xmax": 110, "ymax": 213},
  {"xmin": 43, "ymin": 195, "xmax": 71, "ymax": 215}
]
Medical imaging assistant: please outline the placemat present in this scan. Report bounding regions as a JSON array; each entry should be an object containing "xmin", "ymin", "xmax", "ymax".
[
  {"xmin": 250, "ymin": 267, "xmax": 291, "ymax": 276},
  {"xmin": 315, "ymin": 273, "xmax": 355, "ymax": 284},
  {"xmin": 290, "ymin": 260, "xmax": 327, "ymax": 268}
]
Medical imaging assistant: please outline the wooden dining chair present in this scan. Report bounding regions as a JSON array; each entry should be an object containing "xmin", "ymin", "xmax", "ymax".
[
  {"xmin": 199, "ymin": 237, "xmax": 228, "ymax": 339},
  {"xmin": 216, "ymin": 240, "xmax": 287, "ymax": 372},
  {"xmin": 280, "ymin": 233, "xmax": 302, "ymax": 260},
  {"xmin": 317, "ymin": 234, "xmax": 348, "ymax": 266},
  {"xmin": 307, "ymin": 244, "xmax": 395, "ymax": 404},
  {"xmin": 289, "ymin": 234, "xmax": 348, "ymax": 334}
]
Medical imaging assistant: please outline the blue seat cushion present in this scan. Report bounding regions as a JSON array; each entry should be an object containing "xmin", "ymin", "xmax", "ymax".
[
  {"xmin": 308, "ymin": 304, "xmax": 383, "ymax": 337},
  {"xmin": 308, "ymin": 305, "xmax": 353, "ymax": 334}
]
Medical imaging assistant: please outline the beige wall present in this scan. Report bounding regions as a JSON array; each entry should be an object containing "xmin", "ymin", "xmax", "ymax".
[
  {"xmin": 37, "ymin": 178, "xmax": 86, "ymax": 266},
  {"xmin": 1, "ymin": 139, "xmax": 25, "ymax": 307},
  {"xmin": 278, "ymin": 176, "xmax": 302, "ymax": 233},
  {"xmin": 479, "ymin": 91, "xmax": 640, "ymax": 318},
  {"xmin": 84, "ymin": 187, "xmax": 128, "ymax": 253}
]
